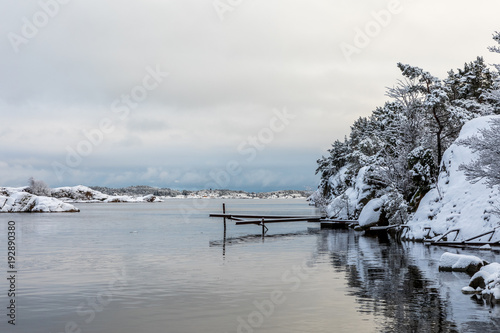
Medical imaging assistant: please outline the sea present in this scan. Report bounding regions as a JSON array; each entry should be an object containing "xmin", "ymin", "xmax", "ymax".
[{"xmin": 1, "ymin": 198, "xmax": 500, "ymax": 333}]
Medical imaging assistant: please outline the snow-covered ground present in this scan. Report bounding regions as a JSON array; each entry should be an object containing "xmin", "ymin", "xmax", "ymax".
[
  {"xmin": 406, "ymin": 115, "xmax": 500, "ymax": 241},
  {"xmin": 0, "ymin": 187, "xmax": 79, "ymax": 213}
]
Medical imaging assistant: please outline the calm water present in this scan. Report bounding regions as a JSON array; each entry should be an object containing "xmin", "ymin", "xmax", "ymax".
[{"xmin": 1, "ymin": 199, "xmax": 500, "ymax": 333}]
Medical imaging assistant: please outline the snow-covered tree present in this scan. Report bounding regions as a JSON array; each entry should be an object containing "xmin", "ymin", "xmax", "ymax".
[
  {"xmin": 459, "ymin": 117, "xmax": 500, "ymax": 188},
  {"xmin": 489, "ymin": 31, "xmax": 500, "ymax": 57},
  {"xmin": 446, "ymin": 57, "xmax": 495, "ymax": 105},
  {"xmin": 484, "ymin": 32, "xmax": 500, "ymax": 114},
  {"xmin": 26, "ymin": 177, "xmax": 51, "ymax": 196},
  {"xmin": 315, "ymin": 138, "xmax": 350, "ymax": 199}
]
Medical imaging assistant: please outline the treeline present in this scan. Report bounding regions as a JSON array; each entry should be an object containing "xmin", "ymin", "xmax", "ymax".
[
  {"xmin": 314, "ymin": 32, "xmax": 500, "ymax": 224},
  {"xmin": 91, "ymin": 185, "xmax": 183, "ymax": 197},
  {"xmin": 90, "ymin": 186, "xmax": 310, "ymax": 198}
]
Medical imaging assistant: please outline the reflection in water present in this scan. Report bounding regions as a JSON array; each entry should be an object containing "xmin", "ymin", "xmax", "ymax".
[
  {"xmin": 209, "ymin": 228, "xmax": 319, "ymax": 247},
  {"xmin": 315, "ymin": 230, "xmax": 500, "ymax": 333}
]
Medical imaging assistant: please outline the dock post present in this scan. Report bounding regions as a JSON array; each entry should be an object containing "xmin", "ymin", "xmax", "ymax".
[
  {"xmin": 262, "ymin": 218, "xmax": 265, "ymax": 238},
  {"xmin": 223, "ymin": 203, "xmax": 227, "ymax": 257},
  {"xmin": 223, "ymin": 203, "xmax": 227, "ymax": 234}
]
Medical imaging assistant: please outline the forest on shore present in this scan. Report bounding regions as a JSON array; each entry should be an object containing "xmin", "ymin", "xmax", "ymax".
[{"xmin": 313, "ymin": 32, "xmax": 500, "ymax": 227}]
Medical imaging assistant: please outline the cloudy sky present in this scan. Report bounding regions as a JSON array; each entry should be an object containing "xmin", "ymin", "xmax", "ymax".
[{"xmin": 1, "ymin": 0, "xmax": 499, "ymax": 192}]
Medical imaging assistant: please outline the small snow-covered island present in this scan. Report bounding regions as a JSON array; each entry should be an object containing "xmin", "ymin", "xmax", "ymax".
[
  {"xmin": 0, "ymin": 186, "xmax": 80, "ymax": 213},
  {"xmin": 0, "ymin": 184, "xmax": 163, "ymax": 213},
  {"xmin": 312, "ymin": 32, "xmax": 500, "ymax": 303}
]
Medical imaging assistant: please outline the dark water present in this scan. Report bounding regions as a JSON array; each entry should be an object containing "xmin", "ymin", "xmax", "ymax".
[{"xmin": 0, "ymin": 199, "xmax": 499, "ymax": 332}]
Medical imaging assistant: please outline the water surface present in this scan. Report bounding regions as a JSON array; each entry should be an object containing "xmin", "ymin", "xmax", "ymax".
[{"xmin": 1, "ymin": 199, "xmax": 499, "ymax": 332}]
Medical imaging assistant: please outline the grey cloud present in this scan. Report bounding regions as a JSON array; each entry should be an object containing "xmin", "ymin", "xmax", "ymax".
[{"xmin": 1, "ymin": 0, "xmax": 499, "ymax": 190}]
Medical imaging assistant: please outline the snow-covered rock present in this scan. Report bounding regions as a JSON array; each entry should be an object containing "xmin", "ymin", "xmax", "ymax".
[
  {"xmin": 439, "ymin": 252, "xmax": 486, "ymax": 274},
  {"xmin": 406, "ymin": 115, "xmax": 500, "ymax": 240},
  {"xmin": 52, "ymin": 185, "xmax": 109, "ymax": 202},
  {"xmin": 0, "ymin": 187, "xmax": 79, "ymax": 213},
  {"xmin": 463, "ymin": 262, "xmax": 500, "ymax": 304},
  {"xmin": 103, "ymin": 194, "xmax": 162, "ymax": 203},
  {"xmin": 52, "ymin": 185, "xmax": 163, "ymax": 203},
  {"xmin": 326, "ymin": 166, "xmax": 374, "ymax": 218},
  {"xmin": 358, "ymin": 196, "xmax": 388, "ymax": 228}
]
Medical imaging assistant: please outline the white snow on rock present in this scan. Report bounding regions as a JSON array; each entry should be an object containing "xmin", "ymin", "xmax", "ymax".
[
  {"xmin": 464, "ymin": 262, "xmax": 500, "ymax": 303},
  {"xmin": 0, "ymin": 187, "xmax": 79, "ymax": 213},
  {"xmin": 52, "ymin": 185, "xmax": 109, "ymax": 202},
  {"xmin": 326, "ymin": 166, "xmax": 373, "ymax": 218},
  {"xmin": 103, "ymin": 194, "xmax": 162, "ymax": 203},
  {"xmin": 52, "ymin": 185, "xmax": 163, "ymax": 203},
  {"xmin": 358, "ymin": 196, "xmax": 387, "ymax": 227},
  {"xmin": 0, "ymin": 185, "xmax": 164, "ymax": 212},
  {"xmin": 439, "ymin": 252, "xmax": 485, "ymax": 273},
  {"xmin": 406, "ymin": 115, "xmax": 500, "ymax": 241}
]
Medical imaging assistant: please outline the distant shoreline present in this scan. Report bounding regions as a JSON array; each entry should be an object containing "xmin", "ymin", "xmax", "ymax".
[{"xmin": 89, "ymin": 185, "xmax": 313, "ymax": 200}]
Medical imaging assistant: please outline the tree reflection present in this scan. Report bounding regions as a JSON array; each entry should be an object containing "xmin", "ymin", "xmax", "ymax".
[{"xmin": 316, "ymin": 230, "xmax": 460, "ymax": 333}]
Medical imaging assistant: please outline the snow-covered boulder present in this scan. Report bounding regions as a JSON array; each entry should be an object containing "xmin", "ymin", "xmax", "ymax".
[
  {"xmin": 439, "ymin": 252, "xmax": 486, "ymax": 274},
  {"xmin": 52, "ymin": 185, "xmax": 109, "ymax": 202},
  {"xmin": 406, "ymin": 116, "xmax": 500, "ymax": 240},
  {"xmin": 463, "ymin": 262, "xmax": 500, "ymax": 303},
  {"xmin": 0, "ymin": 187, "xmax": 79, "ymax": 213},
  {"xmin": 357, "ymin": 196, "xmax": 388, "ymax": 228},
  {"xmin": 140, "ymin": 194, "xmax": 162, "ymax": 202}
]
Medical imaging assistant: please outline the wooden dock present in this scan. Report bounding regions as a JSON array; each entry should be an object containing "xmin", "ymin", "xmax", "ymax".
[
  {"xmin": 319, "ymin": 219, "xmax": 359, "ymax": 229},
  {"xmin": 209, "ymin": 203, "xmax": 325, "ymax": 236},
  {"xmin": 209, "ymin": 213, "xmax": 323, "ymax": 222}
]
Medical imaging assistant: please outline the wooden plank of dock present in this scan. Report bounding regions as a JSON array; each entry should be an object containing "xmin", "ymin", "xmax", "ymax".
[
  {"xmin": 235, "ymin": 217, "xmax": 321, "ymax": 225},
  {"xmin": 319, "ymin": 219, "xmax": 358, "ymax": 229},
  {"xmin": 210, "ymin": 213, "xmax": 323, "ymax": 221}
]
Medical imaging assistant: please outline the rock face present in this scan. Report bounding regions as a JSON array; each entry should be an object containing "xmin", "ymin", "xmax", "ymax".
[
  {"xmin": 438, "ymin": 252, "xmax": 486, "ymax": 275},
  {"xmin": 0, "ymin": 188, "xmax": 80, "ymax": 213}
]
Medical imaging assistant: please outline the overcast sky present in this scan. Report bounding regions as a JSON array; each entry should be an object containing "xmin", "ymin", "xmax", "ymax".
[{"xmin": 1, "ymin": 0, "xmax": 499, "ymax": 192}]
